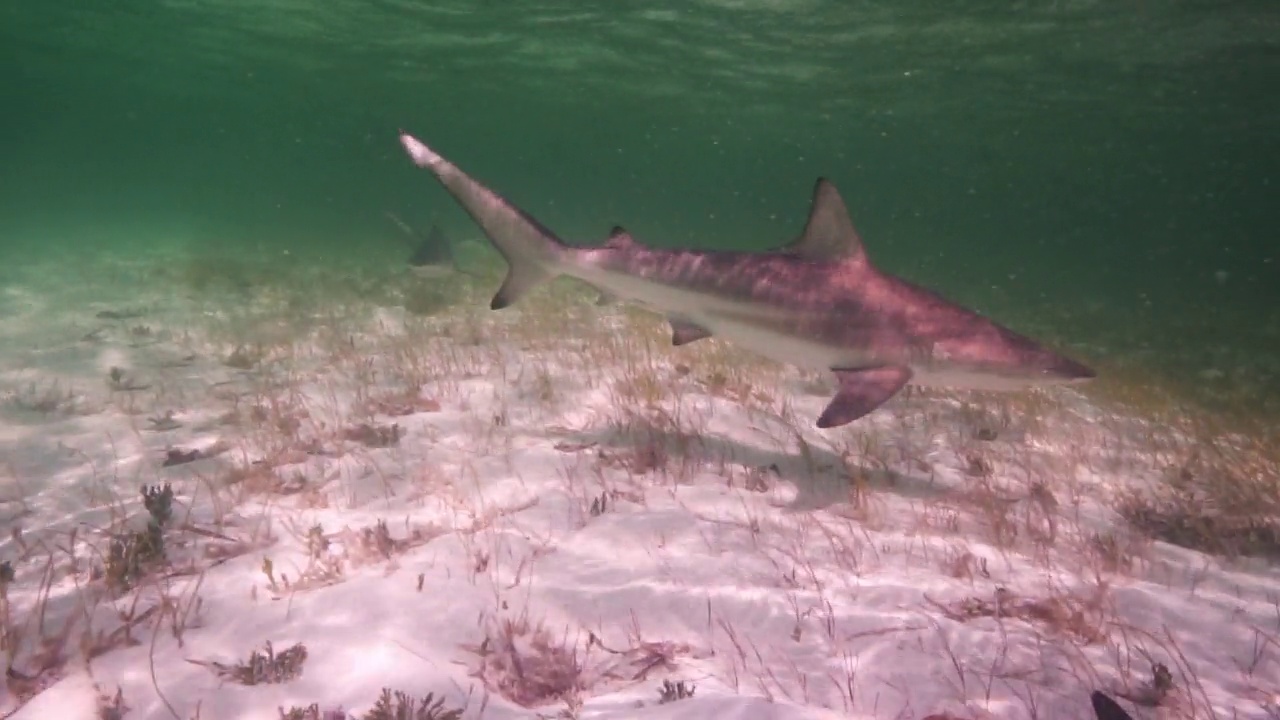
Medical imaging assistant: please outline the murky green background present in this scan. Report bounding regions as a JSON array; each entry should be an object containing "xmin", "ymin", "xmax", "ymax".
[{"xmin": 2, "ymin": 0, "xmax": 1276, "ymax": 420}]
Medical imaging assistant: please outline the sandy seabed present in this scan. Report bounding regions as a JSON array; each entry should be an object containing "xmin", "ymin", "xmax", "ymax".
[{"xmin": 0, "ymin": 243, "xmax": 1277, "ymax": 720}]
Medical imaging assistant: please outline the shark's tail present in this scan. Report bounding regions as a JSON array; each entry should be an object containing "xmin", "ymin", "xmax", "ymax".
[{"xmin": 399, "ymin": 131, "xmax": 567, "ymax": 310}]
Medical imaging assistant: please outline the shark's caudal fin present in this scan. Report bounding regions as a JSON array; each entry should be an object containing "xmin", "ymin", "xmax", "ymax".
[{"xmin": 399, "ymin": 132, "xmax": 567, "ymax": 309}]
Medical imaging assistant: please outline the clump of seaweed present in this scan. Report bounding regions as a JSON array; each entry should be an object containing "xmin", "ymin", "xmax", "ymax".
[
  {"xmin": 98, "ymin": 484, "xmax": 175, "ymax": 592},
  {"xmin": 279, "ymin": 705, "xmax": 335, "ymax": 720},
  {"xmin": 1115, "ymin": 417, "xmax": 1280, "ymax": 560},
  {"xmin": 467, "ymin": 612, "xmax": 590, "ymax": 707},
  {"xmin": 106, "ymin": 366, "xmax": 150, "ymax": 392},
  {"xmin": 225, "ymin": 344, "xmax": 263, "ymax": 370},
  {"xmin": 96, "ymin": 685, "xmax": 130, "ymax": 720},
  {"xmin": 657, "ymin": 679, "xmax": 696, "ymax": 704},
  {"xmin": 924, "ymin": 585, "xmax": 1108, "ymax": 645},
  {"xmin": 162, "ymin": 447, "xmax": 203, "ymax": 467},
  {"xmin": 363, "ymin": 689, "xmax": 463, "ymax": 720},
  {"xmin": 96, "ymin": 308, "xmax": 145, "ymax": 320},
  {"xmin": 194, "ymin": 640, "xmax": 308, "ymax": 685},
  {"xmin": 363, "ymin": 386, "xmax": 442, "ymax": 417},
  {"xmin": 277, "ymin": 689, "xmax": 463, "ymax": 720},
  {"xmin": 1, "ymin": 380, "xmax": 93, "ymax": 418},
  {"xmin": 1118, "ymin": 476, "xmax": 1280, "ymax": 560},
  {"xmin": 147, "ymin": 410, "xmax": 182, "ymax": 431},
  {"xmin": 343, "ymin": 422, "xmax": 402, "ymax": 448}
]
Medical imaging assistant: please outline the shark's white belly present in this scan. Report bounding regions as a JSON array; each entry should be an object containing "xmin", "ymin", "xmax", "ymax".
[
  {"xmin": 694, "ymin": 312, "xmax": 852, "ymax": 370},
  {"xmin": 576, "ymin": 265, "xmax": 861, "ymax": 370},
  {"xmin": 572, "ymin": 264, "xmax": 1040, "ymax": 394},
  {"xmin": 706, "ymin": 312, "xmax": 1036, "ymax": 392}
]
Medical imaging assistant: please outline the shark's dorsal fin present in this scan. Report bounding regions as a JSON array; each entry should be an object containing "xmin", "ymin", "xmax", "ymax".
[
  {"xmin": 605, "ymin": 226, "xmax": 635, "ymax": 250},
  {"xmin": 784, "ymin": 179, "xmax": 868, "ymax": 267}
]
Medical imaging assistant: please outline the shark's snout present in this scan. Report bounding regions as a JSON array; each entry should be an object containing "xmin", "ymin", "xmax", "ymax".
[{"xmin": 982, "ymin": 324, "xmax": 1096, "ymax": 385}]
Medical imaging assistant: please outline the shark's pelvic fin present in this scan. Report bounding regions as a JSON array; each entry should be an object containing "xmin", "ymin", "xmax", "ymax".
[
  {"xmin": 669, "ymin": 318, "xmax": 714, "ymax": 346},
  {"xmin": 818, "ymin": 366, "xmax": 913, "ymax": 427},
  {"xmin": 783, "ymin": 179, "xmax": 869, "ymax": 269}
]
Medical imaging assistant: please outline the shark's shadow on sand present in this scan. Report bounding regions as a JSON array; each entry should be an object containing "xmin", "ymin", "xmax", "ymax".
[{"xmin": 557, "ymin": 416, "xmax": 951, "ymax": 512}]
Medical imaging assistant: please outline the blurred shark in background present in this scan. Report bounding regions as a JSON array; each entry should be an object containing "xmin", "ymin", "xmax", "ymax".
[{"xmin": 386, "ymin": 211, "xmax": 459, "ymax": 278}]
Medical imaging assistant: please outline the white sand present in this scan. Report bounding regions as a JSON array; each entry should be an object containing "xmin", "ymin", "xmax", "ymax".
[{"xmin": 0, "ymin": 244, "xmax": 1276, "ymax": 719}]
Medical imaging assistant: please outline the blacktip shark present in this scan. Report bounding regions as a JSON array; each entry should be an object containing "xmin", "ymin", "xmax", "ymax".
[
  {"xmin": 386, "ymin": 211, "xmax": 457, "ymax": 278},
  {"xmin": 398, "ymin": 131, "xmax": 1095, "ymax": 428}
]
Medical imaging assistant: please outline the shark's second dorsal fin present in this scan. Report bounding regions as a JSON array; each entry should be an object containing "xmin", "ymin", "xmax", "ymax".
[
  {"xmin": 605, "ymin": 226, "xmax": 635, "ymax": 250},
  {"xmin": 784, "ymin": 179, "xmax": 868, "ymax": 268}
]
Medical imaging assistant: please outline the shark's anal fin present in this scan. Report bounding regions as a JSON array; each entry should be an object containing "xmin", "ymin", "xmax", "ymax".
[
  {"xmin": 817, "ymin": 366, "xmax": 912, "ymax": 428},
  {"xmin": 669, "ymin": 318, "xmax": 713, "ymax": 346}
]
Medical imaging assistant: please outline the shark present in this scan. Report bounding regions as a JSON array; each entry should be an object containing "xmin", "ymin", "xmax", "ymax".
[
  {"xmin": 397, "ymin": 131, "xmax": 1095, "ymax": 428},
  {"xmin": 385, "ymin": 210, "xmax": 458, "ymax": 278}
]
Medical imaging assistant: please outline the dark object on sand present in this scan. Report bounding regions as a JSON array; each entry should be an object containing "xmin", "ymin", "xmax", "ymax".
[
  {"xmin": 1091, "ymin": 691, "xmax": 1133, "ymax": 720},
  {"xmin": 162, "ymin": 448, "xmax": 203, "ymax": 467}
]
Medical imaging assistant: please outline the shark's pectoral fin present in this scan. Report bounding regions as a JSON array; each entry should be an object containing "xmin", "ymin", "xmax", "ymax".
[
  {"xmin": 669, "ymin": 318, "xmax": 713, "ymax": 346},
  {"xmin": 817, "ymin": 366, "xmax": 913, "ymax": 428}
]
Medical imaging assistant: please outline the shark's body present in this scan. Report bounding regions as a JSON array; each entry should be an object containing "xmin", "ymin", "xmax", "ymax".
[{"xmin": 398, "ymin": 131, "xmax": 1094, "ymax": 427}]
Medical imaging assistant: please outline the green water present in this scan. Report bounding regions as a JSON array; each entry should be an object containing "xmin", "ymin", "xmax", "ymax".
[{"xmin": 3, "ymin": 0, "xmax": 1277, "ymax": 421}]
